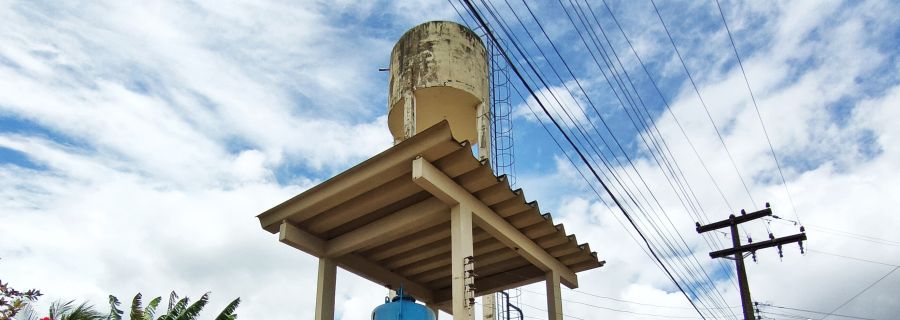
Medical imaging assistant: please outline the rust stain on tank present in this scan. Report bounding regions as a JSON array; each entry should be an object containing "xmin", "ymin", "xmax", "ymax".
[{"xmin": 386, "ymin": 21, "xmax": 489, "ymax": 144}]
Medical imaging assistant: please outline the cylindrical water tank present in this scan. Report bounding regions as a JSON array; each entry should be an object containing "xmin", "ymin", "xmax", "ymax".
[
  {"xmin": 387, "ymin": 21, "xmax": 489, "ymax": 144},
  {"xmin": 371, "ymin": 294, "xmax": 436, "ymax": 320}
]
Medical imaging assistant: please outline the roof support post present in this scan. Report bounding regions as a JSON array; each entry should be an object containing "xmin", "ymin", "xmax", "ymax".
[
  {"xmin": 315, "ymin": 257, "xmax": 336, "ymax": 320},
  {"xmin": 451, "ymin": 204, "xmax": 475, "ymax": 320},
  {"xmin": 412, "ymin": 157, "xmax": 579, "ymax": 288},
  {"xmin": 545, "ymin": 271, "xmax": 563, "ymax": 320}
]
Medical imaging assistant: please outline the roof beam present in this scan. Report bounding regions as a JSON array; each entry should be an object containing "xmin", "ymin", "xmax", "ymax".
[
  {"xmin": 411, "ymin": 157, "xmax": 579, "ymax": 288},
  {"xmin": 337, "ymin": 254, "xmax": 434, "ymax": 304},
  {"xmin": 257, "ymin": 122, "xmax": 457, "ymax": 232},
  {"xmin": 326, "ymin": 197, "xmax": 447, "ymax": 257},
  {"xmin": 279, "ymin": 220, "xmax": 325, "ymax": 256}
]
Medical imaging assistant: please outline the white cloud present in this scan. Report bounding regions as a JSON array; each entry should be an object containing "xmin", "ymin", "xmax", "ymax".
[{"xmin": 0, "ymin": 0, "xmax": 898, "ymax": 320}]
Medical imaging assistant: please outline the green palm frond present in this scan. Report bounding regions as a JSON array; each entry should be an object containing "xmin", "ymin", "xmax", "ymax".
[
  {"xmin": 142, "ymin": 297, "xmax": 161, "ymax": 320},
  {"xmin": 129, "ymin": 294, "xmax": 143, "ymax": 320},
  {"xmin": 172, "ymin": 293, "xmax": 207, "ymax": 320},
  {"xmin": 11, "ymin": 302, "xmax": 39, "ymax": 320},
  {"xmin": 169, "ymin": 297, "xmax": 188, "ymax": 318},
  {"xmin": 165, "ymin": 292, "xmax": 178, "ymax": 314},
  {"xmin": 49, "ymin": 300, "xmax": 74, "ymax": 319},
  {"xmin": 62, "ymin": 302, "xmax": 103, "ymax": 320},
  {"xmin": 107, "ymin": 295, "xmax": 123, "ymax": 320},
  {"xmin": 213, "ymin": 298, "xmax": 240, "ymax": 320}
]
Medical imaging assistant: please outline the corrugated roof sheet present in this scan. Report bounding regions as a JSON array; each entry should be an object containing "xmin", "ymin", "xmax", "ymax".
[{"xmin": 257, "ymin": 121, "xmax": 603, "ymax": 307}]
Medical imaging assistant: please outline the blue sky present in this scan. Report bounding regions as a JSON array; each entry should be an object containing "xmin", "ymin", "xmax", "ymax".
[{"xmin": 1, "ymin": 0, "xmax": 899, "ymax": 319}]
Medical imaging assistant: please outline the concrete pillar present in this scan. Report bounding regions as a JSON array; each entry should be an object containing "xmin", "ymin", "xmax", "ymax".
[
  {"xmin": 482, "ymin": 293, "xmax": 496, "ymax": 320},
  {"xmin": 451, "ymin": 204, "xmax": 475, "ymax": 320},
  {"xmin": 315, "ymin": 257, "xmax": 337, "ymax": 320},
  {"xmin": 546, "ymin": 272, "xmax": 563, "ymax": 320},
  {"xmin": 476, "ymin": 101, "xmax": 491, "ymax": 162},
  {"xmin": 402, "ymin": 90, "xmax": 416, "ymax": 141}
]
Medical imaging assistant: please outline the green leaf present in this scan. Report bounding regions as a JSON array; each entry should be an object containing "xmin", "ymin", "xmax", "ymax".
[
  {"xmin": 63, "ymin": 302, "xmax": 103, "ymax": 320},
  {"xmin": 165, "ymin": 292, "xmax": 178, "ymax": 314},
  {"xmin": 173, "ymin": 293, "xmax": 207, "ymax": 320},
  {"xmin": 129, "ymin": 294, "xmax": 143, "ymax": 320},
  {"xmin": 142, "ymin": 297, "xmax": 161, "ymax": 320},
  {"xmin": 50, "ymin": 300, "xmax": 74, "ymax": 320},
  {"xmin": 213, "ymin": 298, "xmax": 240, "ymax": 320},
  {"xmin": 169, "ymin": 298, "xmax": 189, "ymax": 317},
  {"xmin": 107, "ymin": 296, "xmax": 123, "ymax": 320}
]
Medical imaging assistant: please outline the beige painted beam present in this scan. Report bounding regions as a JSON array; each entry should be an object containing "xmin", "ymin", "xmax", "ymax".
[
  {"xmin": 315, "ymin": 258, "xmax": 336, "ymax": 320},
  {"xmin": 337, "ymin": 254, "xmax": 434, "ymax": 303},
  {"xmin": 451, "ymin": 204, "xmax": 475, "ymax": 320},
  {"xmin": 412, "ymin": 157, "xmax": 579, "ymax": 288},
  {"xmin": 257, "ymin": 122, "xmax": 457, "ymax": 232},
  {"xmin": 279, "ymin": 220, "xmax": 325, "ymax": 256},
  {"xmin": 304, "ymin": 175, "xmax": 421, "ymax": 233},
  {"xmin": 326, "ymin": 197, "xmax": 446, "ymax": 257},
  {"xmin": 546, "ymin": 271, "xmax": 563, "ymax": 320}
]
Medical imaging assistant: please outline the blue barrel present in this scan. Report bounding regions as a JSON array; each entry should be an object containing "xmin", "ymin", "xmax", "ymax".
[{"xmin": 371, "ymin": 288, "xmax": 435, "ymax": 320}]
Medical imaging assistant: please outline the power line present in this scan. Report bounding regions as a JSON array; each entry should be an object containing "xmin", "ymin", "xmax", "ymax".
[
  {"xmin": 460, "ymin": 0, "xmax": 708, "ymax": 318},
  {"xmin": 524, "ymin": 288, "xmax": 739, "ymax": 311},
  {"xmin": 483, "ymin": 0, "xmax": 734, "ymax": 316},
  {"xmin": 521, "ymin": 293, "xmax": 713, "ymax": 319},
  {"xmin": 597, "ymin": 0, "xmax": 737, "ymax": 221},
  {"xmin": 513, "ymin": 1, "xmax": 734, "ymax": 314},
  {"xmin": 756, "ymin": 303, "xmax": 878, "ymax": 320},
  {"xmin": 570, "ymin": 3, "xmax": 742, "ymax": 315},
  {"xmin": 594, "ymin": 0, "xmax": 742, "ymax": 289},
  {"xmin": 648, "ymin": 0, "xmax": 758, "ymax": 209},
  {"xmin": 713, "ymin": 0, "xmax": 802, "ymax": 225},
  {"xmin": 821, "ymin": 266, "xmax": 899, "ymax": 319},
  {"xmin": 768, "ymin": 216, "xmax": 900, "ymax": 247},
  {"xmin": 808, "ymin": 249, "xmax": 899, "ymax": 267}
]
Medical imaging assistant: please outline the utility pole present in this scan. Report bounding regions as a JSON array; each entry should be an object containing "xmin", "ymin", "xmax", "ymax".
[{"xmin": 695, "ymin": 204, "xmax": 807, "ymax": 320}]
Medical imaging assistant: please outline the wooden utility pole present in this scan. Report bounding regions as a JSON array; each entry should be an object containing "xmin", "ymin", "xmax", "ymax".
[{"xmin": 695, "ymin": 204, "xmax": 807, "ymax": 320}]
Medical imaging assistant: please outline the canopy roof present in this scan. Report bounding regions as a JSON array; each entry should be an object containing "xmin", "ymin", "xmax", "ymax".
[{"xmin": 257, "ymin": 121, "xmax": 604, "ymax": 309}]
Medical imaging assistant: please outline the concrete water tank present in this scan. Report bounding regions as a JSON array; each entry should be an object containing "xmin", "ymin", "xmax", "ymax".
[{"xmin": 387, "ymin": 21, "xmax": 490, "ymax": 157}]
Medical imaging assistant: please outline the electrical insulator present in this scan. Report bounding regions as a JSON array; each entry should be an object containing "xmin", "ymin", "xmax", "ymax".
[
  {"xmin": 765, "ymin": 202, "xmax": 770, "ymax": 208},
  {"xmin": 777, "ymin": 244, "xmax": 784, "ymax": 259},
  {"xmin": 748, "ymin": 236, "xmax": 753, "ymax": 244},
  {"xmin": 799, "ymin": 241, "xmax": 805, "ymax": 254},
  {"xmin": 769, "ymin": 232, "xmax": 775, "ymax": 240},
  {"xmin": 800, "ymin": 225, "xmax": 806, "ymax": 233},
  {"xmin": 752, "ymin": 251, "xmax": 757, "ymax": 263},
  {"xmin": 741, "ymin": 209, "xmax": 747, "ymax": 215}
]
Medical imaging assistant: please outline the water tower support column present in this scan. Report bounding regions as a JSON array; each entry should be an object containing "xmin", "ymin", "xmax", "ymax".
[
  {"xmin": 451, "ymin": 203, "xmax": 475, "ymax": 320},
  {"xmin": 402, "ymin": 90, "xmax": 416, "ymax": 141},
  {"xmin": 476, "ymin": 102, "xmax": 491, "ymax": 162},
  {"xmin": 315, "ymin": 257, "xmax": 337, "ymax": 320},
  {"xmin": 545, "ymin": 271, "xmax": 563, "ymax": 320}
]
